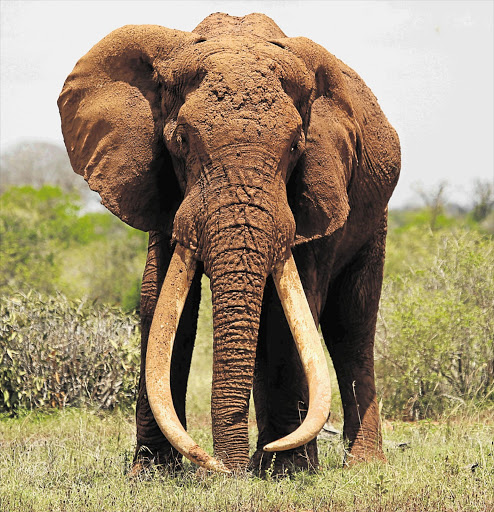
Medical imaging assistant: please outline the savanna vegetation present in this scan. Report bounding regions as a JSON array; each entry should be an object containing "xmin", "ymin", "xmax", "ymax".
[{"xmin": 0, "ymin": 143, "xmax": 493, "ymax": 510}]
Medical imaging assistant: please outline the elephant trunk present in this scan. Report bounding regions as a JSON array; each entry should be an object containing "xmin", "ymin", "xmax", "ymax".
[
  {"xmin": 194, "ymin": 153, "xmax": 292, "ymax": 469},
  {"xmin": 205, "ymin": 215, "xmax": 273, "ymax": 470}
]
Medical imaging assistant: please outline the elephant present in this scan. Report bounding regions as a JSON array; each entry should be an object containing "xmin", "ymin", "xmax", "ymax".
[{"xmin": 58, "ymin": 13, "xmax": 400, "ymax": 476}]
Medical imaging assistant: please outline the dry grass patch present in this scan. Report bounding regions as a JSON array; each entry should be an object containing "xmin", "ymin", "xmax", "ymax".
[{"xmin": 0, "ymin": 409, "xmax": 492, "ymax": 511}]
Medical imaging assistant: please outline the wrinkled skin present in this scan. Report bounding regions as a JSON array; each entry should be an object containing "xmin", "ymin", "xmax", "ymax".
[{"xmin": 58, "ymin": 13, "xmax": 400, "ymax": 475}]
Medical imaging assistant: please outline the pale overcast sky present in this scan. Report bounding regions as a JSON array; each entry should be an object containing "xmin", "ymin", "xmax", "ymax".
[{"xmin": 1, "ymin": 0, "xmax": 492, "ymax": 207}]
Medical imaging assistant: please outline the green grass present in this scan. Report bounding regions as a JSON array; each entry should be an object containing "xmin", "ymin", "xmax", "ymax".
[
  {"xmin": 1, "ymin": 410, "xmax": 492, "ymax": 511},
  {"xmin": 1, "ymin": 277, "xmax": 493, "ymax": 511}
]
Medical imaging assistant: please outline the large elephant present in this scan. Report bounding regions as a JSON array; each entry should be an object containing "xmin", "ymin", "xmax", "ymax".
[{"xmin": 58, "ymin": 13, "xmax": 400, "ymax": 475}]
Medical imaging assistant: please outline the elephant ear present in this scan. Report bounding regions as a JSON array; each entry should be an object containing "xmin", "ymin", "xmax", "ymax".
[
  {"xmin": 280, "ymin": 37, "xmax": 400, "ymax": 244},
  {"xmin": 58, "ymin": 25, "xmax": 197, "ymax": 232},
  {"xmin": 276, "ymin": 37, "xmax": 361, "ymax": 245}
]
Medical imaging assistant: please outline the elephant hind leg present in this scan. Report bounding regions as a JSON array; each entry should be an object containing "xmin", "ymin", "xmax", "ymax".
[{"xmin": 321, "ymin": 218, "xmax": 388, "ymax": 464}]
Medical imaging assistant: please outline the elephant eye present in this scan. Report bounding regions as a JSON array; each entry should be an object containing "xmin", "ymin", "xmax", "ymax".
[
  {"xmin": 290, "ymin": 135, "xmax": 301, "ymax": 153},
  {"xmin": 290, "ymin": 132, "xmax": 305, "ymax": 155},
  {"xmin": 176, "ymin": 133, "xmax": 189, "ymax": 154}
]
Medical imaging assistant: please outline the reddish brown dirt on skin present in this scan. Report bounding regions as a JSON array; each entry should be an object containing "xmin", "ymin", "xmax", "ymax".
[{"xmin": 58, "ymin": 12, "xmax": 400, "ymax": 474}]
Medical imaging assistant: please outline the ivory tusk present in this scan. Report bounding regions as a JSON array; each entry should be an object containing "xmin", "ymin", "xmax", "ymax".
[
  {"xmin": 263, "ymin": 252, "xmax": 331, "ymax": 452},
  {"xmin": 145, "ymin": 244, "xmax": 231, "ymax": 473}
]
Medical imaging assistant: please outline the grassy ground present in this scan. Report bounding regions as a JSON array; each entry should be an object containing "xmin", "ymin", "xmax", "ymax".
[
  {"xmin": 1, "ymin": 279, "xmax": 494, "ymax": 511},
  {"xmin": 1, "ymin": 408, "xmax": 492, "ymax": 512}
]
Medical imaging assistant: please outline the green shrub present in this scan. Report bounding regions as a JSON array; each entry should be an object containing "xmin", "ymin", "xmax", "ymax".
[
  {"xmin": 0, "ymin": 292, "xmax": 140, "ymax": 414},
  {"xmin": 376, "ymin": 228, "xmax": 494, "ymax": 419}
]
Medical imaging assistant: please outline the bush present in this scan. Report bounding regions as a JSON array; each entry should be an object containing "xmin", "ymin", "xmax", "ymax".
[
  {"xmin": 376, "ymin": 228, "xmax": 494, "ymax": 419},
  {"xmin": 0, "ymin": 292, "xmax": 140, "ymax": 414}
]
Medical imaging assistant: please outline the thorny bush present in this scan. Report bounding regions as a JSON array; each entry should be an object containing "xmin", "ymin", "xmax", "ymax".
[
  {"xmin": 376, "ymin": 228, "xmax": 494, "ymax": 419},
  {"xmin": 0, "ymin": 292, "xmax": 140, "ymax": 414}
]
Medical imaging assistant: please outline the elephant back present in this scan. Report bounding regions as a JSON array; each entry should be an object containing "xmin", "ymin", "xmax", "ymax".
[{"xmin": 193, "ymin": 13, "xmax": 287, "ymax": 39}]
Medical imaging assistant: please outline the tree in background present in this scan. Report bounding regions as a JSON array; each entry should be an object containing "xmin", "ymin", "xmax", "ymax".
[
  {"xmin": 411, "ymin": 181, "xmax": 449, "ymax": 231},
  {"xmin": 0, "ymin": 141, "xmax": 100, "ymax": 209},
  {"xmin": 470, "ymin": 179, "xmax": 494, "ymax": 225},
  {"xmin": 1, "ymin": 141, "xmax": 147, "ymax": 310},
  {"xmin": 0, "ymin": 185, "xmax": 147, "ymax": 310},
  {"xmin": 0, "ymin": 186, "xmax": 82, "ymax": 295}
]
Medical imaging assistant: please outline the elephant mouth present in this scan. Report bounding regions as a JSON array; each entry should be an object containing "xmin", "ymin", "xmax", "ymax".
[{"xmin": 145, "ymin": 243, "xmax": 331, "ymax": 473}]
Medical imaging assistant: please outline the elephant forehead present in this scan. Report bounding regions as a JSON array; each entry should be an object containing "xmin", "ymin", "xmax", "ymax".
[
  {"xmin": 169, "ymin": 37, "xmax": 313, "ymax": 96},
  {"xmin": 203, "ymin": 62, "xmax": 284, "ymax": 106},
  {"xmin": 179, "ymin": 90, "xmax": 301, "ymax": 153},
  {"xmin": 180, "ymin": 72, "xmax": 302, "ymax": 135},
  {"xmin": 206, "ymin": 52, "xmax": 275, "ymax": 80},
  {"xmin": 223, "ymin": 41, "xmax": 309, "ymax": 87}
]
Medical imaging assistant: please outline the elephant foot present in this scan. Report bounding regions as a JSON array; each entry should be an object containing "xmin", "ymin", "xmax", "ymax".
[
  {"xmin": 248, "ymin": 449, "xmax": 274, "ymax": 478},
  {"xmin": 272, "ymin": 444, "xmax": 318, "ymax": 477},
  {"xmin": 343, "ymin": 443, "xmax": 387, "ymax": 467},
  {"xmin": 129, "ymin": 443, "xmax": 183, "ymax": 478},
  {"xmin": 249, "ymin": 442, "xmax": 318, "ymax": 478}
]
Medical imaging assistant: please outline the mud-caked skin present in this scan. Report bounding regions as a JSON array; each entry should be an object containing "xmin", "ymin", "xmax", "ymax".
[{"xmin": 58, "ymin": 12, "xmax": 400, "ymax": 475}]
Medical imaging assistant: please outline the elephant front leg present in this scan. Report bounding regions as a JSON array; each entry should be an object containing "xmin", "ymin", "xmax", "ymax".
[
  {"xmin": 321, "ymin": 222, "xmax": 387, "ymax": 465},
  {"xmin": 131, "ymin": 232, "xmax": 201, "ymax": 475}
]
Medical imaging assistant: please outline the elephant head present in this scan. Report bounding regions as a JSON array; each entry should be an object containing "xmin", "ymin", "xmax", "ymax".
[{"xmin": 59, "ymin": 13, "xmax": 399, "ymax": 472}]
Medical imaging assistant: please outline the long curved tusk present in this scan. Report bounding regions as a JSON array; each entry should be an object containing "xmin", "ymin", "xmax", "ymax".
[
  {"xmin": 145, "ymin": 244, "xmax": 231, "ymax": 473},
  {"xmin": 263, "ymin": 252, "xmax": 331, "ymax": 452}
]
